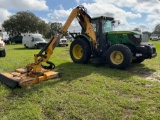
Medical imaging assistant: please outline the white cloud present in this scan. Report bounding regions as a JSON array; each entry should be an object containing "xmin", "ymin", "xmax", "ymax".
[
  {"xmin": 0, "ymin": 0, "xmax": 48, "ymax": 11},
  {"xmin": 0, "ymin": 8, "xmax": 12, "ymax": 29},
  {"xmin": 0, "ymin": 0, "xmax": 49, "ymax": 29},
  {"xmin": 82, "ymin": 2, "xmax": 142, "ymax": 31},
  {"xmin": 146, "ymin": 14, "xmax": 160, "ymax": 22},
  {"xmin": 58, "ymin": 5, "xmax": 64, "ymax": 10},
  {"xmin": 75, "ymin": 0, "xmax": 80, "ymax": 4},
  {"xmin": 94, "ymin": 0, "xmax": 137, "ymax": 7},
  {"xmin": 47, "ymin": 7, "xmax": 81, "ymax": 32},
  {"xmin": 133, "ymin": 1, "xmax": 160, "ymax": 14},
  {"xmin": 82, "ymin": 3, "xmax": 141, "ymax": 20},
  {"xmin": 0, "ymin": 8, "xmax": 12, "ymax": 20},
  {"xmin": 1, "ymin": 0, "xmax": 160, "ymax": 32},
  {"xmin": 40, "ymin": 17, "xmax": 49, "ymax": 23},
  {"xmin": 47, "ymin": 2, "xmax": 142, "ymax": 32},
  {"xmin": 47, "ymin": 8, "xmax": 72, "ymax": 21}
]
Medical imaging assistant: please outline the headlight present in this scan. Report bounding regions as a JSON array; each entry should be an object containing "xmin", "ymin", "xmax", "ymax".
[
  {"xmin": 0, "ymin": 43, "xmax": 4, "ymax": 47},
  {"xmin": 134, "ymin": 34, "xmax": 141, "ymax": 38}
]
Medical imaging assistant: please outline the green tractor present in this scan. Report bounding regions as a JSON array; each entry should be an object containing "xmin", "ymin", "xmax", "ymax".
[{"xmin": 69, "ymin": 16, "xmax": 157, "ymax": 69}]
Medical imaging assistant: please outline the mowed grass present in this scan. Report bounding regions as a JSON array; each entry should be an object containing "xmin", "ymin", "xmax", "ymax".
[{"xmin": 0, "ymin": 41, "xmax": 160, "ymax": 120}]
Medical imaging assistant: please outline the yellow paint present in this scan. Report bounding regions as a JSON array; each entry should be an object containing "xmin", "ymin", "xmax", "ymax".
[
  {"xmin": 72, "ymin": 44, "xmax": 83, "ymax": 60},
  {"xmin": 110, "ymin": 51, "xmax": 124, "ymax": 65}
]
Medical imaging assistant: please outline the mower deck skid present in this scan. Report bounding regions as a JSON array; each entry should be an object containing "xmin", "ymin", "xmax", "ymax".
[{"xmin": 0, "ymin": 68, "xmax": 59, "ymax": 88}]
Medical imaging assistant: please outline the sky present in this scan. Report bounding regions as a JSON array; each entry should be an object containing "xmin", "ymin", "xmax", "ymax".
[{"xmin": 0, "ymin": 0, "xmax": 160, "ymax": 32}]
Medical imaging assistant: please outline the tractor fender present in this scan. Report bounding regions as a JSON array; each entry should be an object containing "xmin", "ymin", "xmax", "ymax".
[
  {"xmin": 122, "ymin": 43, "xmax": 136, "ymax": 53},
  {"xmin": 75, "ymin": 34, "xmax": 91, "ymax": 44}
]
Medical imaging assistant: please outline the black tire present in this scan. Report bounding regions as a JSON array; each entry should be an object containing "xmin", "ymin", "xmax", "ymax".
[
  {"xmin": 34, "ymin": 44, "xmax": 38, "ymax": 49},
  {"xmin": 24, "ymin": 44, "xmax": 28, "ymax": 48},
  {"xmin": 0, "ymin": 49, "xmax": 6, "ymax": 57},
  {"xmin": 106, "ymin": 44, "xmax": 132, "ymax": 69},
  {"xmin": 132, "ymin": 58, "xmax": 144, "ymax": 63},
  {"xmin": 70, "ymin": 38, "xmax": 91, "ymax": 64}
]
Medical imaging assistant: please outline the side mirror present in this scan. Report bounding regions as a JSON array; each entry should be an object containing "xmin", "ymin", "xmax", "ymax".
[{"xmin": 112, "ymin": 20, "xmax": 120, "ymax": 27}]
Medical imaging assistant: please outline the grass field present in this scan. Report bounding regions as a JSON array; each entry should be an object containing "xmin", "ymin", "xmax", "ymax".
[{"xmin": 0, "ymin": 41, "xmax": 160, "ymax": 120}]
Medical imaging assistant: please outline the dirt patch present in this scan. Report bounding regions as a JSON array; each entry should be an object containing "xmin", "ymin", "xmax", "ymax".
[
  {"xmin": 122, "ymin": 108, "xmax": 133, "ymax": 119},
  {"xmin": 144, "ymin": 70, "xmax": 160, "ymax": 82},
  {"xmin": 126, "ymin": 65, "xmax": 160, "ymax": 82}
]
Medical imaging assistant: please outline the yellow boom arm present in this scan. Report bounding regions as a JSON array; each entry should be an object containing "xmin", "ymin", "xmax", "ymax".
[
  {"xmin": 60, "ymin": 5, "xmax": 96, "ymax": 42},
  {"xmin": 29, "ymin": 5, "xmax": 96, "ymax": 74}
]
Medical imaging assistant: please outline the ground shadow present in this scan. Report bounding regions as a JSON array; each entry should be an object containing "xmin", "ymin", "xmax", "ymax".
[
  {"xmin": 126, "ymin": 63, "xmax": 156, "ymax": 78},
  {"xmin": 14, "ymin": 47, "xmax": 41, "ymax": 50},
  {"xmin": 4, "ymin": 60, "xmax": 156, "ymax": 98}
]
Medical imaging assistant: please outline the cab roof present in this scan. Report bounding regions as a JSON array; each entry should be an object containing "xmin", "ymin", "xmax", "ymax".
[{"xmin": 91, "ymin": 16, "xmax": 114, "ymax": 21}]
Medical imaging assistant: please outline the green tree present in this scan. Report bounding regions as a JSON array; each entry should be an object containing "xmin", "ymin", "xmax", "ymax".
[
  {"xmin": 133, "ymin": 28, "xmax": 141, "ymax": 32},
  {"xmin": 152, "ymin": 24, "xmax": 160, "ymax": 35},
  {"xmin": 44, "ymin": 22, "xmax": 63, "ymax": 39},
  {"xmin": 2, "ymin": 11, "xmax": 48, "ymax": 36},
  {"xmin": 51, "ymin": 22, "xmax": 62, "ymax": 35},
  {"xmin": 37, "ymin": 20, "xmax": 49, "ymax": 35},
  {"xmin": 142, "ymin": 31, "xmax": 152, "ymax": 36}
]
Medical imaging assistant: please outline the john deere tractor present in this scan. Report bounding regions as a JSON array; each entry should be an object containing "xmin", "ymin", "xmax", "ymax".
[
  {"xmin": 70, "ymin": 16, "xmax": 157, "ymax": 69},
  {"xmin": 0, "ymin": 5, "xmax": 157, "ymax": 88}
]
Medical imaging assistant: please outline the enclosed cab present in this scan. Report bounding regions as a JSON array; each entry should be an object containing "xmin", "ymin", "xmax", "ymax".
[
  {"xmin": 22, "ymin": 33, "xmax": 47, "ymax": 48},
  {"xmin": 90, "ymin": 16, "xmax": 156, "ymax": 62}
]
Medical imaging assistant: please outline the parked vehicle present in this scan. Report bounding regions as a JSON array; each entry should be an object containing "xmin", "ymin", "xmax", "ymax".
[
  {"xmin": 0, "ymin": 37, "xmax": 6, "ymax": 57},
  {"xmin": 58, "ymin": 37, "xmax": 68, "ymax": 46},
  {"xmin": 150, "ymin": 35, "xmax": 160, "ymax": 41},
  {"xmin": 11, "ymin": 35, "xmax": 23, "ymax": 43},
  {"xmin": 2, "ymin": 32, "xmax": 9, "ymax": 44},
  {"xmin": 22, "ymin": 33, "xmax": 47, "ymax": 48}
]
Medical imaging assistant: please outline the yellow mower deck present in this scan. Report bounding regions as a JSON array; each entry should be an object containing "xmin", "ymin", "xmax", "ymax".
[{"xmin": 0, "ymin": 68, "xmax": 59, "ymax": 88}]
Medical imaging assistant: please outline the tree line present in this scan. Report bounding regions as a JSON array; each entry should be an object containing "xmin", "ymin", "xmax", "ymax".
[
  {"xmin": 2, "ymin": 11, "xmax": 66, "ymax": 39},
  {"xmin": 2, "ymin": 11, "xmax": 160, "ymax": 38},
  {"xmin": 133, "ymin": 24, "xmax": 160, "ymax": 35}
]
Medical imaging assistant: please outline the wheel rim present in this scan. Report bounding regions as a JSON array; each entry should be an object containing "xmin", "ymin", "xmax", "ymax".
[
  {"xmin": 72, "ymin": 44, "xmax": 83, "ymax": 60},
  {"xmin": 110, "ymin": 51, "xmax": 124, "ymax": 65}
]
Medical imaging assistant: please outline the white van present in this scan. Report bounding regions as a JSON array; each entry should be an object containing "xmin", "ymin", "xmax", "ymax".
[{"xmin": 22, "ymin": 33, "xmax": 47, "ymax": 48}]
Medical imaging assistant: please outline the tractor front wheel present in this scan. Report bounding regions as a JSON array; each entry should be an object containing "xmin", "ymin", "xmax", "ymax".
[
  {"xmin": 106, "ymin": 44, "xmax": 132, "ymax": 69},
  {"xmin": 0, "ymin": 49, "xmax": 6, "ymax": 57},
  {"xmin": 132, "ymin": 58, "xmax": 144, "ymax": 63},
  {"xmin": 70, "ymin": 38, "xmax": 91, "ymax": 64}
]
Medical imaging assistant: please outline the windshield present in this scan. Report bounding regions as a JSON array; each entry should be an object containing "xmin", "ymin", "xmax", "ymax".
[
  {"xmin": 102, "ymin": 20, "xmax": 113, "ymax": 33},
  {"xmin": 92, "ymin": 23, "xmax": 97, "ymax": 32},
  {"xmin": 91, "ymin": 19, "xmax": 113, "ymax": 33},
  {"xmin": 2, "ymin": 32, "xmax": 9, "ymax": 39},
  {"xmin": 34, "ymin": 37, "xmax": 45, "ymax": 42}
]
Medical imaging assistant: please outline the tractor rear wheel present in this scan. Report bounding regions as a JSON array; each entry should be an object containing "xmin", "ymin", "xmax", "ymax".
[
  {"xmin": 0, "ymin": 49, "xmax": 6, "ymax": 57},
  {"xmin": 106, "ymin": 44, "xmax": 132, "ymax": 69},
  {"xmin": 70, "ymin": 38, "xmax": 91, "ymax": 64}
]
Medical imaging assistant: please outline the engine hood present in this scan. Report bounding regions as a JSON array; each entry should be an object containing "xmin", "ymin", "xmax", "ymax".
[
  {"xmin": 108, "ymin": 31, "xmax": 141, "ymax": 35},
  {"xmin": 107, "ymin": 31, "xmax": 142, "ymax": 45}
]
